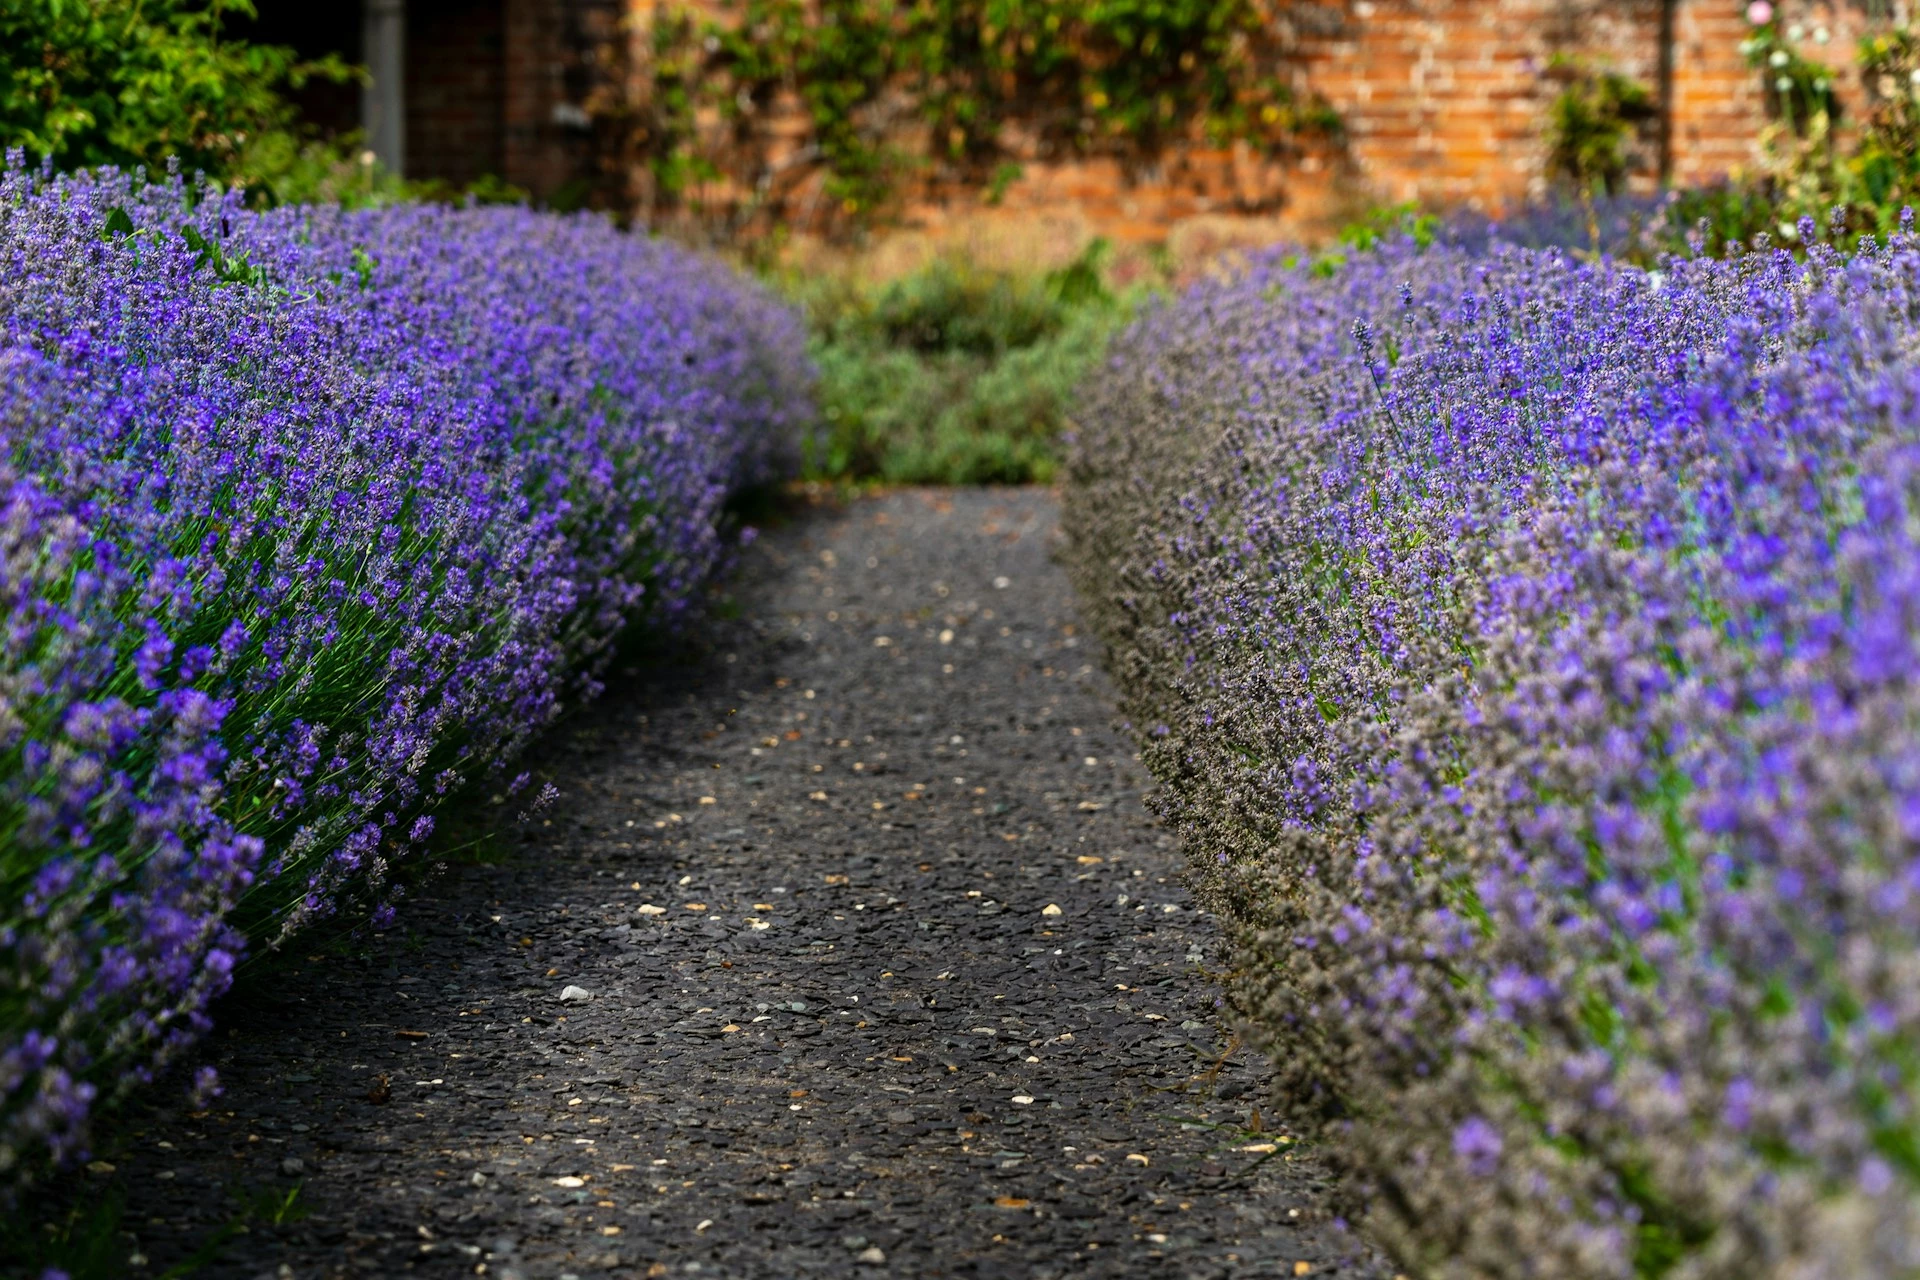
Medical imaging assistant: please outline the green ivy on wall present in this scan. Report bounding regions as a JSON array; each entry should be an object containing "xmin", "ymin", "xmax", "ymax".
[{"xmin": 634, "ymin": 0, "xmax": 1340, "ymax": 232}]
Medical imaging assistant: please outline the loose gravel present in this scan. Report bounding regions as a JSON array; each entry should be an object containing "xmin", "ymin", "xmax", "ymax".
[{"xmin": 78, "ymin": 489, "xmax": 1390, "ymax": 1280}]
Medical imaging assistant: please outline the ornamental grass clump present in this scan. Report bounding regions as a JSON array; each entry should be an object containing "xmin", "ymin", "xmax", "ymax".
[
  {"xmin": 1064, "ymin": 219, "xmax": 1920, "ymax": 1278},
  {"xmin": 0, "ymin": 162, "xmax": 810, "ymax": 1182}
]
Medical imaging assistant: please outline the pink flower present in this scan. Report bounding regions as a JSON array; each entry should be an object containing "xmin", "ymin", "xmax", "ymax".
[{"xmin": 1747, "ymin": 1, "xmax": 1774, "ymax": 23}]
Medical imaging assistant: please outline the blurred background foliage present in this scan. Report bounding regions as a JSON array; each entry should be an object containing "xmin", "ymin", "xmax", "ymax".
[
  {"xmin": 1677, "ymin": 15, "xmax": 1920, "ymax": 252},
  {"xmin": 2, "ymin": 0, "xmax": 357, "ymax": 201},
  {"xmin": 0, "ymin": 0, "xmax": 524, "ymax": 207},
  {"xmin": 788, "ymin": 240, "xmax": 1130, "ymax": 485},
  {"xmin": 1543, "ymin": 56, "xmax": 1658, "ymax": 199},
  {"xmin": 638, "ymin": 0, "xmax": 1341, "ymax": 227}
]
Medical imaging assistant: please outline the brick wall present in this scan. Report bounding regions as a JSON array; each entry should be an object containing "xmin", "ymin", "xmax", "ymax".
[
  {"xmin": 1292, "ymin": 0, "xmax": 1878, "ymax": 212},
  {"xmin": 1671, "ymin": 0, "xmax": 1775, "ymax": 186},
  {"xmin": 394, "ymin": 0, "xmax": 618, "ymax": 201},
  {"xmin": 395, "ymin": 0, "xmax": 1895, "ymax": 243}
]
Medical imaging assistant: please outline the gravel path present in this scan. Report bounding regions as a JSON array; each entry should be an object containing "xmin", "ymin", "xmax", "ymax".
[{"xmin": 91, "ymin": 489, "xmax": 1389, "ymax": 1280}]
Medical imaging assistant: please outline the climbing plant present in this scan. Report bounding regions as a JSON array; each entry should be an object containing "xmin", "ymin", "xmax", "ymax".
[
  {"xmin": 630, "ymin": 0, "xmax": 1340, "ymax": 234},
  {"xmin": 1675, "ymin": 11, "xmax": 1920, "ymax": 251},
  {"xmin": 1542, "ymin": 56, "xmax": 1657, "ymax": 198},
  {"xmin": 1740, "ymin": 5, "xmax": 1842, "ymax": 134}
]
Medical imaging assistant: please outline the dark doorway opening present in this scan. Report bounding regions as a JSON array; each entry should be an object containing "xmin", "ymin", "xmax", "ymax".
[
  {"xmin": 239, "ymin": 1, "xmax": 610, "ymax": 204},
  {"xmin": 242, "ymin": 1, "xmax": 510, "ymax": 189},
  {"xmin": 239, "ymin": 5, "xmax": 362, "ymax": 142},
  {"xmin": 406, "ymin": 0, "xmax": 507, "ymax": 188}
]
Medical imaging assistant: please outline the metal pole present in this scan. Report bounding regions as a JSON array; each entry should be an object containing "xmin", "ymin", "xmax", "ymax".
[
  {"xmin": 1657, "ymin": 0, "xmax": 1677, "ymax": 186},
  {"xmin": 363, "ymin": 0, "xmax": 407, "ymax": 177}
]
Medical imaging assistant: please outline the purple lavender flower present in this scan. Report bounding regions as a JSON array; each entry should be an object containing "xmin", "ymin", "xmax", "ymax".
[
  {"xmin": 0, "ymin": 158, "xmax": 811, "ymax": 1183},
  {"xmin": 1066, "ymin": 220, "xmax": 1920, "ymax": 1275},
  {"xmin": 1452, "ymin": 1116, "xmax": 1504, "ymax": 1177},
  {"xmin": 187, "ymin": 1065, "xmax": 221, "ymax": 1109}
]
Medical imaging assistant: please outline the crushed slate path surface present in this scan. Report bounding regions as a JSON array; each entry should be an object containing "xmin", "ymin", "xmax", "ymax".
[{"xmin": 93, "ymin": 489, "xmax": 1391, "ymax": 1280}]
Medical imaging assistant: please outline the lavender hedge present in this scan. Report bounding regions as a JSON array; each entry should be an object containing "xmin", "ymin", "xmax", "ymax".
[
  {"xmin": 1064, "ymin": 222, "xmax": 1920, "ymax": 1278},
  {"xmin": 0, "ymin": 163, "xmax": 811, "ymax": 1180}
]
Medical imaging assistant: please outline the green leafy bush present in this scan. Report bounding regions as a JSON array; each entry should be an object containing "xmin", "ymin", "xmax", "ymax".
[
  {"xmin": 794, "ymin": 244, "xmax": 1132, "ymax": 484},
  {"xmin": 0, "ymin": 0, "xmax": 526, "ymax": 209},
  {"xmin": 1543, "ymin": 57, "xmax": 1656, "ymax": 198},
  {"xmin": 0, "ymin": 0, "xmax": 352, "ymax": 192},
  {"xmin": 860, "ymin": 260, "xmax": 1068, "ymax": 356}
]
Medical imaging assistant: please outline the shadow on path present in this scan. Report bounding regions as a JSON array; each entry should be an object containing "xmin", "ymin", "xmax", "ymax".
[{"xmin": 85, "ymin": 489, "xmax": 1389, "ymax": 1280}]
